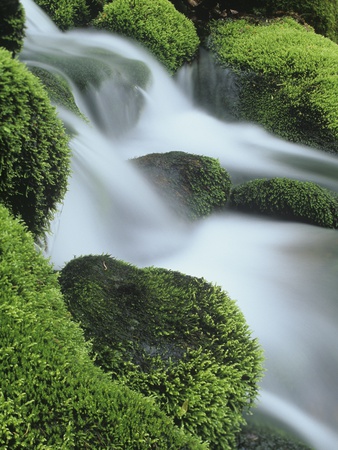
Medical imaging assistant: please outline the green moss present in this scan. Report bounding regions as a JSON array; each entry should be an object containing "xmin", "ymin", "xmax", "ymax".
[
  {"xmin": 0, "ymin": 0, "xmax": 25, "ymax": 56},
  {"xmin": 0, "ymin": 204, "xmax": 205, "ymax": 449},
  {"xmin": 93, "ymin": 0, "xmax": 200, "ymax": 73},
  {"xmin": 33, "ymin": 0, "xmax": 109, "ymax": 30},
  {"xmin": 263, "ymin": 0, "xmax": 338, "ymax": 43},
  {"xmin": 208, "ymin": 17, "xmax": 338, "ymax": 152},
  {"xmin": 230, "ymin": 177, "xmax": 338, "ymax": 228},
  {"xmin": 33, "ymin": 0, "xmax": 91, "ymax": 31},
  {"xmin": 0, "ymin": 48, "xmax": 71, "ymax": 238},
  {"xmin": 59, "ymin": 254, "xmax": 264, "ymax": 449},
  {"xmin": 131, "ymin": 151, "xmax": 232, "ymax": 220}
]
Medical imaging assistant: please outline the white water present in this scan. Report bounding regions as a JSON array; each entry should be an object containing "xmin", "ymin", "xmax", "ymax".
[{"xmin": 21, "ymin": 1, "xmax": 338, "ymax": 448}]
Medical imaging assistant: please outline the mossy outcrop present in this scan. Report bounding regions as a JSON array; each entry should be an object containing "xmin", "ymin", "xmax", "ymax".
[
  {"xmin": 0, "ymin": 0, "xmax": 25, "ymax": 56},
  {"xmin": 59, "ymin": 254, "xmax": 264, "ymax": 449},
  {"xmin": 207, "ymin": 17, "xmax": 338, "ymax": 153},
  {"xmin": 93, "ymin": 0, "xmax": 200, "ymax": 73},
  {"xmin": 230, "ymin": 177, "xmax": 338, "ymax": 229},
  {"xmin": 0, "ymin": 204, "xmax": 205, "ymax": 449},
  {"xmin": 131, "ymin": 151, "xmax": 231, "ymax": 220},
  {"xmin": 0, "ymin": 48, "xmax": 70, "ymax": 238},
  {"xmin": 33, "ymin": 0, "xmax": 94, "ymax": 30}
]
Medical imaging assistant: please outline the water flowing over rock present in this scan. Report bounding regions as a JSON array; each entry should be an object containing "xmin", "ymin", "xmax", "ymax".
[{"xmin": 19, "ymin": 1, "xmax": 338, "ymax": 449}]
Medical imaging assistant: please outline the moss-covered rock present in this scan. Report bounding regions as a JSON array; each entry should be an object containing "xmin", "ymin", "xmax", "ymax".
[
  {"xmin": 92, "ymin": 0, "xmax": 200, "ymax": 73},
  {"xmin": 230, "ymin": 177, "xmax": 338, "ymax": 228},
  {"xmin": 33, "ymin": 0, "xmax": 108, "ymax": 30},
  {"xmin": 0, "ymin": 0, "xmax": 25, "ymax": 56},
  {"xmin": 59, "ymin": 254, "xmax": 264, "ymax": 449},
  {"xmin": 33, "ymin": 0, "xmax": 92, "ymax": 30},
  {"xmin": 0, "ymin": 48, "xmax": 70, "ymax": 238},
  {"xmin": 131, "ymin": 151, "xmax": 231, "ymax": 220},
  {"xmin": 0, "ymin": 204, "xmax": 205, "ymax": 449},
  {"xmin": 207, "ymin": 17, "xmax": 338, "ymax": 152}
]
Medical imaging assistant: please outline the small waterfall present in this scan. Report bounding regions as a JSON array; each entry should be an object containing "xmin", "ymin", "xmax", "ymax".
[{"xmin": 20, "ymin": 1, "xmax": 338, "ymax": 448}]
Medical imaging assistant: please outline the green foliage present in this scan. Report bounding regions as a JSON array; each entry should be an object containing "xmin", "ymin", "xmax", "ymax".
[
  {"xmin": 0, "ymin": 204, "xmax": 205, "ymax": 449},
  {"xmin": 93, "ymin": 0, "xmax": 200, "ymax": 73},
  {"xmin": 230, "ymin": 177, "xmax": 338, "ymax": 228},
  {"xmin": 59, "ymin": 254, "xmax": 264, "ymax": 449},
  {"xmin": 208, "ymin": 17, "xmax": 338, "ymax": 152},
  {"xmin": 131, "ymin": 151, "xmax": 232, "ymax": 220},
  {"xmin": 0, "ymin": 0, "xmax": 25, "ymax": 56},
  {"xmin": 0, "ymin": 48, "xmax": 70, "ymax": 238}
]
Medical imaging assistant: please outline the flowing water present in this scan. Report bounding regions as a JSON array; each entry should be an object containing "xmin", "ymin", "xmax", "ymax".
[{"xmin": 20, "ymin": 1, "xmax": 338, "ymax": 448}]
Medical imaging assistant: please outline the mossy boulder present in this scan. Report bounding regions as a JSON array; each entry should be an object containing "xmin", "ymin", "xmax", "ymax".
[
  {"xmin": 207, "ymin": 17, "xmax": 338, "ymax": 152},
  {"xmin": 0, "ymin": 48, "xmax": 70, "ymax": 238},
  {"xmin": 131, "ymin": 151, "xmax": 231, "ymax": 220},
  {"xmin": 59, "ymin": 254, "xmax": 264, "ymax": 449},
  {"xmin": 230, "ymin": 177, "xmax": 338, "ymax": 228},
  {"xmin": 0, "ymin": 0, "xmax": 25, "ymax": 56},
  {"xmin": 33, "ymin": 0, "xmax": 92, "ymax": 30},
  {"xmin": 92, "ymin": 0, "xmax": 200, "ymax": 74},
  {"xmin": 0, "ymin": 203, "xmax": 205, "ymax": 449}
]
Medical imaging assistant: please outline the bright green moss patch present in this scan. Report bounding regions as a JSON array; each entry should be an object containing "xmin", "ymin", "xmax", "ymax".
[
  {"xmin": 59, "ymin": 254, "xmax": 264, "ymax": 449},
  {"xmin": 0, "ymin": 0, "xmax": 25, "ymax": 56},
  {"xmin": 93, "ymin": 0, "xmax": 200, "ymax": 73},
  {"xmin": 0, "ymin": 48, "xmax": 71, "ymax": 238},
  {"xmin": 131, "ymin": 151, "xmax": 232, "ymax": 220},
  {"xmin": 0, "ymin": 204, "xmax": 205, "ymax": 449},
  {"xmin": 230, "ymin": 177, "xmax": 338, "ymax": 228},
  {"xmin": 208, "ymin": 17, "xmax": 338, "ymax": 152}
]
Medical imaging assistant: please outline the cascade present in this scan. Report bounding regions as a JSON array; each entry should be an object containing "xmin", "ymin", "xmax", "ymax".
[{"xmin": 19, "ymin": 1, "xmax": 338, "ymax": 448}]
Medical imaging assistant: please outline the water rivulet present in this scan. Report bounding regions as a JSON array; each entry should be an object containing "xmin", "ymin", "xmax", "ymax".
[{"xmin": 20, "ymin": 1, "xmax": 338, "ymax": 448}]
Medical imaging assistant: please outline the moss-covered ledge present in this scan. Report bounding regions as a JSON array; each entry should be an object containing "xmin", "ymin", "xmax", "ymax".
[
  {"xmin": 207, "ymin": 17, "xmax": 338, "ymax": 153},
  {"xmin": 59, "ymin": 254, "xmax": 264, "ymax": 449}
]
